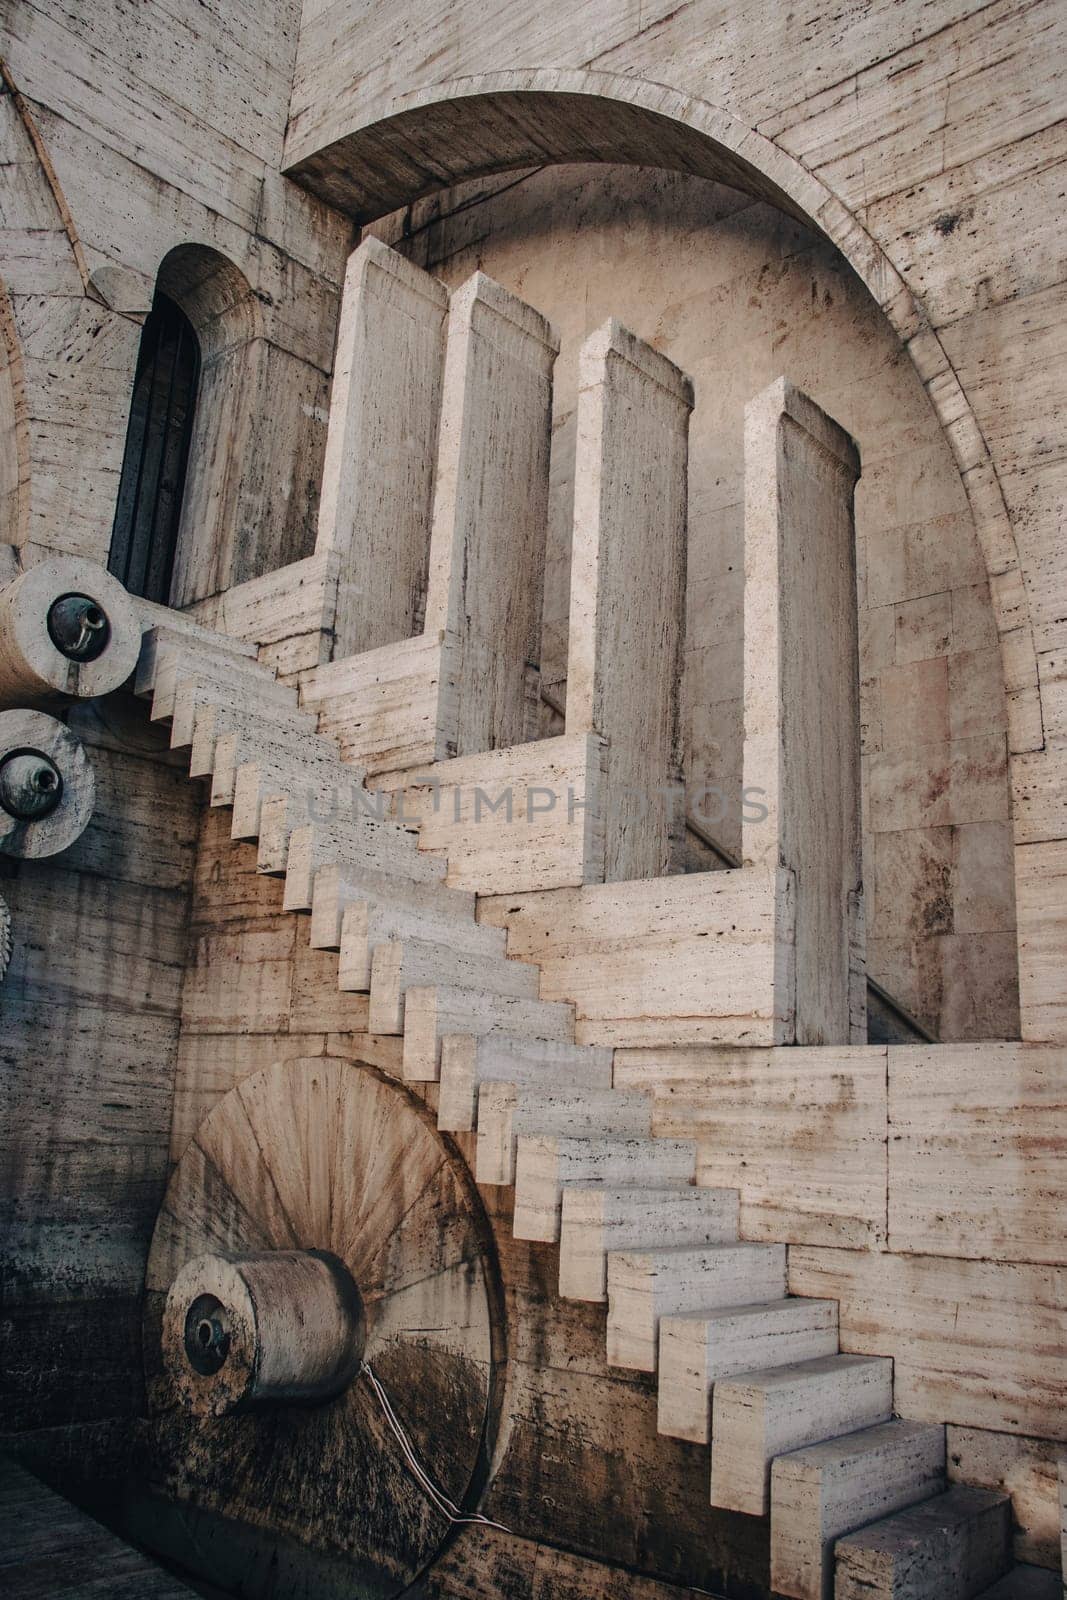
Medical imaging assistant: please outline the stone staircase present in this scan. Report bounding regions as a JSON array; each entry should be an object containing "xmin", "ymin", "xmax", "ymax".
[{"xmin": 135, "ymin": 613, "xmax": 1054, "ymax": 1600}]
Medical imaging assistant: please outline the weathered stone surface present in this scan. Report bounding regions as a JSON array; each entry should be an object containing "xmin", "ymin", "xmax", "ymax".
[
  {"xmin": 481, "ymin": 868, "xmax": 793, "ymax": 1048},
  {"xmin": 424, "ymin": 272, "xmax": 558, "ymax": 756},
  {"xmin": 565, "ymin": 320, "xmax": 692, "ymax": 880},
  {"xmin": 0, "ymin": 1458, "xmax": 199, "ymax": 1598},
  {"xmin": 0, "ymin": 708, "xmax": 95, "ymax": 859},
  {"xmin": 562, "ymin": 1185, "xmax": 739, "ymax": 1308},
  {"xmin": 369, "ymin": 158, "xmax": 1021, "ymax": 1043},
  {"xmin": 710, "ymin": 1353, "xmax": 894, "ymax": 1517},
  {"xmin": 607, "ymin": 1242, "xmax": 788, "ymax": 1373},
  {"xmin": 833, "ymin": 1485, "xmax": 1011, "ymax": 1600},
  {"xmin": 888, "ymin": 1043, "xmax": 1067, "ymax": 1264},
  {"xmin": 788, "ymin": 1248, "xmax": 1067, "ymax": 1441},
  {"xmin": 657, "ymin": 1297, "xmax": 838, "ymax": 1446},
  {"xmin": 947, "ymin": 1427, "xmax": 1065, "ymax": 1570},
  {"xmin": 770, "ymin": 1419, "xmax": 946, "ymax": 1600},
  {"xmin": 314, "ymin": 239, "xmax": 447, "ymax": 657},
  {"xmin": 0, "ymin": 556, "xmax": 142, "ymax": 707},
  {"xmin": 620, "ymin": 1045, "xmax": 888, "ymax": 1249},
  {"xmin": 4, "ymin": 6, "xmax": 1067, "ymax": 1597},
  {"xmin": 741, "ymin": 378, "xmax": 862, "ymax": 1046}
]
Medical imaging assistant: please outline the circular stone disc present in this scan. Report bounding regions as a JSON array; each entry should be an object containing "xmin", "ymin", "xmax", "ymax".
[
  {"xmin": 0, "ymin": 556, "xmax": 142, "ymax": 704},
  {"xmin": 0, "ymin": 708, "xmax": 95, "ymax": 858},
  {"xmin": 144, "ymin": 1056, "xmax": 500, "ymax": 1598}
]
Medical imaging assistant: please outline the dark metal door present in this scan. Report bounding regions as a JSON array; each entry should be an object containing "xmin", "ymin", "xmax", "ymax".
[{"xmin": 108, "ymin": 292, "xmax": 200, "ymax": 604}]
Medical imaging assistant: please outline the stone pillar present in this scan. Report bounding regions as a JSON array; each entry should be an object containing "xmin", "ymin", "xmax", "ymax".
[
  {"xmin": 566, "ymin": 319, "xmax": 692, "ymax": 881},
  {"xmin": 741, "ymin": 378, "xmax": 863, "ymax": 1046},
  {"xmin": 315, "ymin": 238, "xmax": 449, "ymax": 658},
  {"xmin": 423, "ymin": 272, "xmax": 559, "ymax": 756}
]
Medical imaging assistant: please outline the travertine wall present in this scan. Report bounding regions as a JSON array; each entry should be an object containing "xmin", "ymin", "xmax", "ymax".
[
  {"xmin": 0, "ymin": 2, "xmax": 1063, "ymax": 1594},
  {"xmin": 285, "ymin": 0, "xmax": 1067, "ymax": 1047},
  {"xmin": 0, "ymin": 0, "xmax": 351, "ymax": 1470},
  {"xmin": 2, "ymin": 1, "xmax": 1058, "ymax": 1047},
  {"xmin": 370, "ymin": 163, "xmax": 1017, "ymax": 1041},
  {"xmin": 0, "ymin": 701, "xmax": 198, "ymax": 1435},
  {"xmin": 0, "ymin": 305, "xmax": 21, "ymax": 544},
  {"xmin": 0, "ymin": 2, "xmax": 354, "ymax": 589},
  {"xmin": 167, "ymin": 807, "xmax": 404, "ymax": 1165}
]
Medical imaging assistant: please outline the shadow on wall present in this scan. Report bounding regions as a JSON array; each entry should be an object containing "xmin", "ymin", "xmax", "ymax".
[
  {"xmin": 108, "ymin": 245, "xmax": 265, "ymax": 611},
  {"xmin": 366, "ymin": 160, "xmax": 1019, "ymax": 1044}
]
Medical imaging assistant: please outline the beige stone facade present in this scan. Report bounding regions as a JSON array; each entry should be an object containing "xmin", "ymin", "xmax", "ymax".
[{"xmin": 0, "ymin": 3, "xmax": 1064, "ymax": 1598}]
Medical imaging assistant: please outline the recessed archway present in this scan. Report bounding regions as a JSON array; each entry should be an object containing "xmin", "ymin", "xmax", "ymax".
[
  {"xmin": 284, "ymin": 68, "xmax": 1041, "ymax": 757},
  {"xmin": 150, "ymin": 244, "xmax": 261, "ymax": 606},
  {"xmin": 360, "ymin": 156, "xmax": 1019, "ymax": 1041}
]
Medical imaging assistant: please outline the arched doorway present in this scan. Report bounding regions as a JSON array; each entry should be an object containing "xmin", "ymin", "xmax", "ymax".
[{"xmin": 108, "ymin": 291, "xmax": 200, "ymax": 604}]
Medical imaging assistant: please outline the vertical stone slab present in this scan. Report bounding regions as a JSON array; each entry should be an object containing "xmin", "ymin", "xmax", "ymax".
[
  {"xmin": 423, "ymin": 272, "xmax": 558, "ymax": 756},
  {"xmin": 315, "ymin": 238, "xmax": 448, "ymax": 657},
  {"xmin": 566, "ymin": 320, "xmax": 693, "ymax": 881},
  {"xmin": 1017, "ymin": 837, "xmax": 1067, "ymax": 1043},
  {"xmin": 741, "ymin": 379, "xmax": 862, "ymax": 1046}
]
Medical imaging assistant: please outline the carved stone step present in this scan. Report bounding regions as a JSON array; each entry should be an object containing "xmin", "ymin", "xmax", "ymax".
[
  {"xmin": 134, "ymin": 622, "xmax": 257, "ymax": 699},
  {"xmin": 770, "ymin": 1418, "xmax": 946, "ymax": 1600},
  {"xmin": 142, "ymin": 639, "xmax": 280, "ymax": 717},
  {"xmin": 710, "ymin": 1353, "xmax": 894, "ymax": 1516},
  {"xmin": 285, "ymin": 819, "xmax": 440, "ymax": 910},
  {"xmin": 475, "ymin": 1085, "xmax": 652, "ymax": 1186},
  {"xmin": 339, "ymin": 898, "xmax": 503, "ymax": 994},
  {"xmin": 512, "ymin": 1135, "xmax": 695, "ymax": 1243},
  {"xmin": 226, "ymin": 751, "xmax": 367, "ymax": 839},
  {"xmin": 209, "ymin": 721, "xmax": 350, "ymax": 805},
  {"xmin": 368, "ymin": 937, "xmax": 539, "ymax": 1033},
  {"xmin": 135, "ymin": 600, "xmax": 259, "ymax": 653},
  {"xmin": 308, "ymin": 861, "xmax": 472, "ymax": 951},
  {"xmin": 559, "ymin": 1184, "xmax": 739, "ymax": 1305},
  {"xmin": 657, "ymin": 1296, "xmax": 839, "ymax": 1443},
  {"xmin": 437, "ymin": 1035, "xmax": 614, "ymax": 1134},
  {"xmin": 185, "ymin": 700, "xmax": 319, "ymax": 779},
  {"xmin": 260, "ymin": 806, "xmax": 424, "ymax": 896},
  {"xmin": 834, "ymin": 1485, "xmax": 1012, "ymax": 1600},
  {"xmin": 181, "ymin": 687, "xmax": 314, "ymax": 764},
  {"xmin": 260, "ymin": 792, "xmax": 416, "ymax": 877},
  {"xmin": 403, "ymin": 986, "xmax": 575, "ymax": 1085},
  {"xmin": 607, "ymin": 1243, "xmax": 788, "ymax": 1372}
]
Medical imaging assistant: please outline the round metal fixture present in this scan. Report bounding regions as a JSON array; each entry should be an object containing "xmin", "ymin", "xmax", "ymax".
[
  {"xmin": 47, "ymin": 593, "xmax": 111, "ymax": 662},
  {"xmin": 0, "ymin": 749, "xmax": 63, "ymax": 821}
]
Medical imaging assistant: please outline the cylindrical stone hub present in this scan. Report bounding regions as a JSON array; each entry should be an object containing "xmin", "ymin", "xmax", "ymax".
[
  {"xmin": 162, "ymin": 1251, "xmax": 365, "ymax": 1417},
  {"xmin": 0, "ymin": 709, "xmax": 95, "ymax": 859},
  {"xmin": 0, "ymin": 750, "xmax": 63, "ymax": 821},
  {"xmin": 0, "ymin": 557, "xmax": 142, "ymax": 708}
]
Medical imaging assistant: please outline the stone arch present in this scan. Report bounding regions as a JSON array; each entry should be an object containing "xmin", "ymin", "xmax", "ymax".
[
  {"xmin": 155, "ymin": 244, "xmax": 261, "ymax": 362},
  {"xmin": 148, "ymin": 244, "xmax": 264, "ymax": 606},
  {"xmin": 285, "ymin": 67, "xmax": 1041, "ymax": 755}
]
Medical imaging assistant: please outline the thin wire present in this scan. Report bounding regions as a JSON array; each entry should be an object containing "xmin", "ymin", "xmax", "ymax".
[
  {"xmin": 363, "ymin": 1360, "xmax": 729, "ymax": 1596},
  {"xmin": 360, "ymin": 1360, "xmax": 511, "ymax": 1533}
]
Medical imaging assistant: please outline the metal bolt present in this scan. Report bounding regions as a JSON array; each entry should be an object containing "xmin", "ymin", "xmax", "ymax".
[
  {"xmin": 0, "ymin": 750, "xmax": 63, "ymax": 821},
  {"xmin": 47, "ymin": 593, "xmax": 111, "ymax": 663},
  {"xmin": 183, "ymin": 1294, "xmax": 231, "ymax": 1376}
]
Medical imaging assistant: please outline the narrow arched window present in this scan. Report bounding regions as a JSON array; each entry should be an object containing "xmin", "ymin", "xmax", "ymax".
[{"xmin": 108, "ymin": 292, "xmax": 200, "ymax": 603}]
